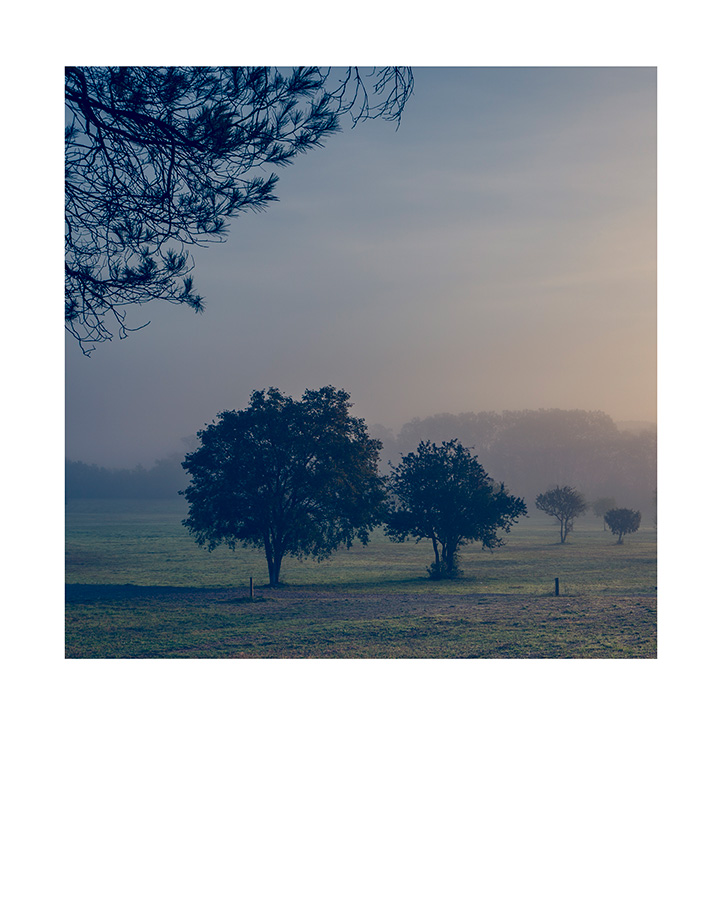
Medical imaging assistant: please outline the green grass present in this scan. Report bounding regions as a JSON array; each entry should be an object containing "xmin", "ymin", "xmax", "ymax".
[{"xmin": 66, "ymin": 499, "xmax": 656, "ymax": 658}]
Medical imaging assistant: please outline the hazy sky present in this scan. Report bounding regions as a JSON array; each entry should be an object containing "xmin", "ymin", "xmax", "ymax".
[{"xmin": 65, "ymin": 67, "xmax": 656, "ymax": 467}]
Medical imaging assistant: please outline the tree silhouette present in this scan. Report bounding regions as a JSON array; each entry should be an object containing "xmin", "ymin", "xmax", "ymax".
[
  {"xmin": 181, "ymin": 386, "xmax": 385, "ymax": 586},
  {"xmin": 385, "ymin": 440, "xmax": 526, "ymax": 579},
  {"xmin": 65, "ymin": 66, "xmax": 413, "ymax": 352},
  {"xmin": 535, "ymin": 485, "xmax": 587, "ymax": 543},
  {"xmin": 604, "ymin": 508, "xmax": 642, "ymax": 544}
]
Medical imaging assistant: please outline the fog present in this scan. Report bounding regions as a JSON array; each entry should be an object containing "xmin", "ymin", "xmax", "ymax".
[{"xmin": 65, "ymin": 67, "xmax": 656, "ymax": 468}]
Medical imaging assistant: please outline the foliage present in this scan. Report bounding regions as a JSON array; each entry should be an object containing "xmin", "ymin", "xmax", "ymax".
[
  {"xmin": 65, "ymin": 66, "xmax": 413, "ymax": 351},
  {"xmin": 535, "ymin": 485, "xmax": 587, "ymax": 543},
  {"xmin": 181, "ymin": 386, "xmax": 385, "ymax": 586},
  {"xmin": 604, "ymin": 508, "xmax": 642, "ymax": 544},
  {"xmin": 384, "ymin": 439, "xmax": 527, "ymax": 579}
]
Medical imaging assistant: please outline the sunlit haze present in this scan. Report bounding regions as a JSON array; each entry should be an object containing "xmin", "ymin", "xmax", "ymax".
[{"xmin": 65, "ymin": 67, "xmax": 656, "ymax": 467}]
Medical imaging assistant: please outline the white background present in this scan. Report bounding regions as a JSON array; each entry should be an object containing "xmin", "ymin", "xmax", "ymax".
[{"xmin": 3, "ymin": 2, "xmax": 718, "ymax": 898}]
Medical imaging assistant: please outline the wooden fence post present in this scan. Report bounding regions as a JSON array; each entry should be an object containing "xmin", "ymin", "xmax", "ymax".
[
  {"xmin": 250, "ymin": 577, "xmax": 254, "ymax": 599},
  {"xmin": 555, "ymin": 578, "xmax": 560, "ymax": 596}
]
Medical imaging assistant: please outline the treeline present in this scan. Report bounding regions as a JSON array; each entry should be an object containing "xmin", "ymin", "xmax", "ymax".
[
  {"xmin": 67, "ymin": 408, "xmax": 656, "ymax": 512},
  {"xmin": 371, "ymin": 409, "xmax": 656, "ymax": 514},
  {"xmin": 66, "ymin": 454, "xmax": 188, "ymax": 500}
]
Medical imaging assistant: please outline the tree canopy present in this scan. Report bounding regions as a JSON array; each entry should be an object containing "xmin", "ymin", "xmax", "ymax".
[
  {"xmin": 604, "ymin": 508, "xmax": 642, "ymax": 544},
  {"xmin": 65, "ymin": 66, "xmax": 413, "ymax": 351},
  {"xmin": 384, "ymin": 439, "xmax": 527, "ymax": 579},
  {"xmin": 181, "ymin": 386, "xmax": 385, "ymax": 586},
  {"xmin": 535, "ymin": 485, "xmax": 587, "ymax": 543}
]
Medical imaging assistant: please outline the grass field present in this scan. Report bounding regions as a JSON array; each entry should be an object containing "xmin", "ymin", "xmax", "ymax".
[{"xmin": 66, "ymin": 499, "xmax": 656, "ymax": 658}]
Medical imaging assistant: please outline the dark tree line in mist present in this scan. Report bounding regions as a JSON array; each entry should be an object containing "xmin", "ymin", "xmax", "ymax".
[
  {"xmin": 66, "ymin": 408, "xmax": 655, "ymax": 513},
  {"xmin": 65, "ymin": 454, "xmax": 188, "ymax": 499},
  {"xmin": 371, "ymin": 409, "xmax": 656, "ymax": 514}
]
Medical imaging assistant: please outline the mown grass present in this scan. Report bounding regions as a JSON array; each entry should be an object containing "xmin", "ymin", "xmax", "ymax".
[{"xmin": 66, "ymin": 499, "xmax": 656, "ymax": 658}]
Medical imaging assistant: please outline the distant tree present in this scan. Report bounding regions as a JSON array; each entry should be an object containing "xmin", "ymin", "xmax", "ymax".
[
  {"xmin": 181, "ymin": 386, "xmax": 385, "ymax": 586},
  {"xmin": 604, "ymin": 508, "xmax": 642, "ymax": 544},
  {"xmin": 368, "ymin": 423, "xmax": 398, "ymax": 474},
  {"xmin": 385, "ymin": 440, "xmax": 526, "ymax": 579},
  {"xmin": 65, "ymin": 66, "xmax": 413, "ymax": 352},
  {"xmin": 535, "ymin": 485, "xmax": 587, "ymax": 543},
  {"xmin": 592, "ymin": 497, "xmax": 617, "ymax": 529}
]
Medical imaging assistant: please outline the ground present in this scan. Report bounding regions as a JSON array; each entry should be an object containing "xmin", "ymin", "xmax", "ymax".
[{"xmin": 65, "ymin": 499, "xmax": 656, "ymax": 659}]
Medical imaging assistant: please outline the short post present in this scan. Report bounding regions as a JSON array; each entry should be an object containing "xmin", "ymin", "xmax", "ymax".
[
  {"xmin": 250, "ymin": 577, "xmax": 254, "ymax": 599},
  {"xmin": 555, "ymin": 577, "xmax": 560, "ymax": 597}
]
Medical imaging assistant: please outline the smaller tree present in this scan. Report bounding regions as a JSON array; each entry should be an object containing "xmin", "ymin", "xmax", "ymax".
[
  {"xmin": 385, "ymin": 440, "xmax": 526, "ymax": 579},
  {"xmin": 592, "ymin": 497, "xmax": 617, "ymax": 530},
  {"xmin": 604, "ymin": 508, "xmax": 642, "ymax": 544},
  {"xmin": 535, "ymin": 485, "xmax": 587, "ymax": 543}
]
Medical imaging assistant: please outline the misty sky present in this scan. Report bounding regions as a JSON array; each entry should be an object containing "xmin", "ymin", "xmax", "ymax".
[{"xmin": 65, "ymin": 67, "xmax": 656, "ymax": 468}]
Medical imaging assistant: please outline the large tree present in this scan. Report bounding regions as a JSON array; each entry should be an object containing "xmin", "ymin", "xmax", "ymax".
[
  {"xmin": 181, "ymin": 386, "xmax": 385, "ymax": 586},
  {"xmin": 604, "ymin": 508, "xmax": 642, "ymax": 544},
  {"xmin": 384, "ymin": 440, "xmax": 527, "ymax": 579},
  {"xmin": 535, "ymin": 485, "xmax": 587, "ymax": 543},
  {"xmin": 65, "ymin": 66, "xmax": 413, "ymax": 351}
]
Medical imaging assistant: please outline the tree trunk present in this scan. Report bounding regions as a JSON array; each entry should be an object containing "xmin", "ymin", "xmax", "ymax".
[
  {"xmin": 265, "ymin": 554, "xmax": 276, "ymax": 585},
  {"xmin": 264, "ymin": 539, "xmax": 273, "ymax": 585},
  {"xmin": 265, "ymin": 557, "xmax": 283, "ymax": 586},
  {"xmin": 431, "ymin": 535, "xmax": 440, "ymax": 568},
  {"xmin": 444, "ymin": 543, "xmax": 456, "ymax": 573},
  {"xmin": 263, "ymin": 534, "xmax": 281, "ymax": 586},
  {"xmin": 272, "ymin": 534, "xmax": 284, "ymax": 586}
]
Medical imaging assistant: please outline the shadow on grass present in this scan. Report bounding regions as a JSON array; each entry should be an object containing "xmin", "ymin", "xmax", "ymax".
[
  {"xmin": 65, "ymin": 584, "xmax": 271, "ymax": 603},
  {"xmin": 270, "ymin": 575, "xmax": 483, "ymax": 592},
  {"xmin": 66, "ymin": 576, "xmax": 510, "ymax": 603},
  {"xmin": 214, "ymin": 597, "xmax": 272, "ymax": 605}
]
